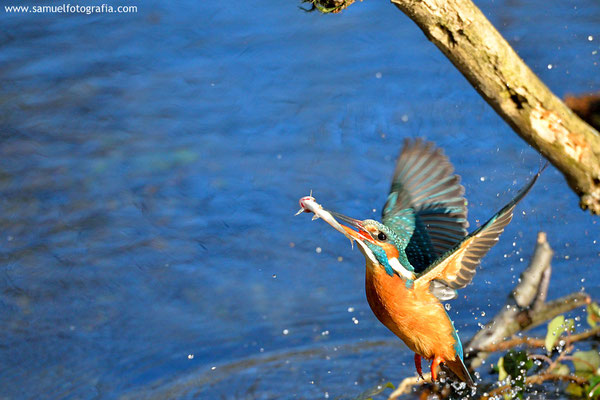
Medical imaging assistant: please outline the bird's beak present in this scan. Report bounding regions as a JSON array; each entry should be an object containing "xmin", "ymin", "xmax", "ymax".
[
  {"xmin": 295, "ymin": 196, "xmax": 374, "ymax": 246},
  {"xmin": 327, "ymin": 210, "xmax": 374, "ymax": 244}
]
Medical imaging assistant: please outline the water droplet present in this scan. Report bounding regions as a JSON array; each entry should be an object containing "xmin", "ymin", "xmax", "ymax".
[
  {"xmin": 445, "ymin": 303, "xmax": 451, "ymax": 311},
  {"xmin": 315, "ymin": 247, "xmax": 322, "ymax": 254},
  {"xmin": 324, "ymin": 392, "xmax": 330, "ymax": 399},
  {"xmin": 589, "ymin": 35, "xmax": 594, "ymax": 41},
  {"xmin": 337, "ymin": 256, "xmax": 343, "ymax": 262},
  {"xmin": 260, "ymin": 347, "xmax": 265, "ymax": 352},
  {"xmin": 347, "ymin": 307, "xmax": 355, "ymax": 312},
  {"xmin": 211, "ymin": 366, "xmax": 216, "ymax": 370},
  {"xmin": 547, "ymin": 64, "xmax": 553, "ymax": 69},
  {"xmin": 375, "ymin": 72, "xmax": 382, "ymax": 79},
  {"xmin": 480, "ymin": 176, "xmax": 486, "ymax": 182},
  {"xmin": 188, "ymin": 354, "xmax": 194, "ymax": 359},
  {"xmin": 276, "ymin": 154, "xmax": 282, "ymax": 160},
  {"xmin": 283, "ymin": 329, "xmax": 289, "ymax": 335},
  {"xmin": 352, "ymin": 317, "xmax": 359, "ymax": 325},
  {"xmin": 272, "ymin": 274, "xmax": 277, "ymax": 279},
  {"xmin": 481, "ymin": 311, "xmax": 486, "ymax": 317},
  {"xmin": 321, "ymin": 330, "xmax": 329, "ymax": 336},
  {"xmin": 401, "ymin": 114, "xmax": 409, "ymax": 122}
]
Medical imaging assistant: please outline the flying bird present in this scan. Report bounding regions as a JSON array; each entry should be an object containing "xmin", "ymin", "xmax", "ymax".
[{"xmin": 297, "ymin": 138, "xmax": 541, "ymax": 386}]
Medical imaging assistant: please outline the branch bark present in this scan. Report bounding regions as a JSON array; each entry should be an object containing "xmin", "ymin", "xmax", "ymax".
[
  {"xmin": 465, "ymin": 232, "xmax": 591, "ymax": 369},
  {"xmin": 389, "ymin": 0, "xmax": 600, "ymax": 214}
]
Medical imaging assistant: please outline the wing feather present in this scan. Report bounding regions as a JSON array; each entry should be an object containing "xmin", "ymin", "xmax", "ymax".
[
  {"xmin": 382, "ymin": 139, "xmax": 468, "ymax": 271},
  {"xmin": 415, "ymin": 168, "xmax": 541, "ymax": 292}
]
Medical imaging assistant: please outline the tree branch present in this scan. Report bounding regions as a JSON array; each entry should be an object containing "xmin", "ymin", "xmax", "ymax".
[
  {"xmin": 388, "ymin": 0, "xmax": 600, "ymax": 214},
  {"xmin": 465, "ymin": 232, "xmax": 591, "ymax": 369},
  {"xmin": 480, "ymin": 325, "xmax": 600, "ymax": 353}
]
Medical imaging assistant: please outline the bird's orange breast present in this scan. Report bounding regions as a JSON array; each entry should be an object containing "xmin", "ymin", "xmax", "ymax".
[{"xmin": 365, "ymin": 266, "xmax": 459, "ymax": 361}]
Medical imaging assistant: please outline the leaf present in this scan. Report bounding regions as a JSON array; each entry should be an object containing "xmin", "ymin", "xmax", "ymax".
[
  {"xmin": 587, "ymin": 302, "xmax": 600, "ymax": 328},
  {"xmin": 588, "ymin": 375, "xmax": 600, "ymax": 399},
  {"xmin": 352, "ymin": 382, "xmax": 395, "ymax": 400},
  {"xmin": 545, "ymin": 316, "xmax": 573, "ymax": 353},
  {"xmin": 498, "ymin": 356, "xmax": 508, "ymax": 381},
  {"xmin": 503, "ymin": 349, "xmax": 532, "ymax": 398},
  {"xmin": 572, "ymin": 350, "xmax": 600, "ymax": 373},
  {"xmin": 549, "ymin": 363, "xmax": 570, "ymax": 376},
  {"xmin": 565, "ymin": 382, "xmax": 584, "ymax": 397}
]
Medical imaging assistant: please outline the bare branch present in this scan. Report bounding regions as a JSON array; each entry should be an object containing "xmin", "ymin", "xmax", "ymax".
[
  {"xmin": 388, "ymin": 0, "xmax": 600, "ymax": 213},
  {"xmin": 465, "ymin": 232, "xmax": 590, "ymax": 368}
]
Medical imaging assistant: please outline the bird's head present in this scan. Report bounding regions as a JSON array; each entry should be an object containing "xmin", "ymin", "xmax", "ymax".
[{"xmin": 326, "ymin": 211, "xmax": 413, "ymax": 278}]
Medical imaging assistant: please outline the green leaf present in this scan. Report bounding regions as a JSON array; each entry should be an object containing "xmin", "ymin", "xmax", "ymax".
[
  {"xmin": 587, "ymin": 302, "xmax": 600, "ymax": 328},
  {"xmin": 549, "ymin": 363, "xmax": 570, "ymax": 376},
  {"xmin": 503, "ymin": 349, "xmax": 532, "ymax": 398},
  {"xmin": 545, "ymin": 316, "xmax": 573, "ymax": 353},
  {"xmin": 572, "ymin": 350, "xmax": 600, "ymax": 373},
  {"xmin": 545, "ymin": 316, "xmax": 564, "ymax": 352},
  {"xmin": 352, "ymin": 382, "xmax": 395, "ymax": 400},
  {"xmin": 565, "ymin": 382, "xmax": 584, "ymax": 397},
  {"xmin": 498, "ymin": 356, "xmax": 508, "ymax": 381},
  {"xmin": 588, "ymin": 375, "xmax": 600, "ymax": 399}
]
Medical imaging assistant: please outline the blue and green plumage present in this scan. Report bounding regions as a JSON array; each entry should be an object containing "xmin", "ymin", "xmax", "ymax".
[
  {"xmin": 303, "ymin": 138, "xmax": 541, "ymax": 386},
  {"xmin": 371, "ymin": 140, "xmax": 540, "ymax": 382}
]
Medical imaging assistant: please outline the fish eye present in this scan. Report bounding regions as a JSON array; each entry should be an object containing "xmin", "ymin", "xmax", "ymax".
[{"xmin": 377, "ymin": 232, "xmax": 387, "ymax": 241}]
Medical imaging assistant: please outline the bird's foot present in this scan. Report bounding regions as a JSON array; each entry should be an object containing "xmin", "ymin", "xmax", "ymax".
[
  {"xmin": 414, "ymin": 353, "xmax": 424, "ymax": 379},
  {"xmin": 430, "ymin": 355, "xmax": 444, "ymax": 382}
]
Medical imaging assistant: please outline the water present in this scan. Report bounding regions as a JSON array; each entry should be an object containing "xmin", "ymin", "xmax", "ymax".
[{"xmin": 1, "ymin": 0, "xmax": 599, "ymax": 398}]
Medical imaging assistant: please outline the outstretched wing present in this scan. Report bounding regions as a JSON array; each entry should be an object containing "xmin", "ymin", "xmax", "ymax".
[
  {"xmin": 382, "ymin": 139, "xmax": 468, "ymax": 272},
  {"xmin": 414, "ymin": 169, "xmax": 541, "ymax": 294}
]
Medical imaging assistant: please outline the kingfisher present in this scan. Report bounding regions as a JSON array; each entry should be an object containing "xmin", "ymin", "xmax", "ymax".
[{"xmin": 297, "ymin": 138, "xmax": 541, "ymax": 386}]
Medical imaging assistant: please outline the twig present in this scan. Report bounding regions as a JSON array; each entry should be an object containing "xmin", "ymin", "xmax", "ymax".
[
  {"xmin": 527, "ymin": 373, "xmax": 588, "ymax": 385},
  {"xmin": 480, "ymin": 374, "xmax": 588, "ymax": 400},
  {"xmin": 466, "ymin": 233, "xmax": 591, "ymax": 368},
  {"xmin": 479, "ymin": 325, "xmax": 600, "ymax": 353},
  {"xmin": 387, "ymin": 373, "xmax": 431, "ymax": 400},
  {"xmin": 466, "ymin": 232, "xmax": 554, "ymax": 368},
  {"xmin": 528, "ymin": 354, "xmax": 553, "ymax": 366}
]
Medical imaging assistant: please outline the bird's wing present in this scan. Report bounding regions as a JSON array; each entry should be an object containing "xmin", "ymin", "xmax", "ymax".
[
  {"xmin": 414, "ymin": 169, "xmax": 541, "ymax": 294},
  {"xmin": 382, "ymin": 139, "xmax": 468, "ymax": 272}
]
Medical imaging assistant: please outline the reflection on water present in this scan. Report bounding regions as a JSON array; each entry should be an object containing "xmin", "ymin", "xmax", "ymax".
[{"xmin": 1, "ymin": 0, "xmax": 599, "ymax": 398}]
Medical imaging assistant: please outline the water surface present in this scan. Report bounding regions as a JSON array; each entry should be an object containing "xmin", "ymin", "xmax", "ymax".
[{"xmin": 1, "ymin": 0, "xmax": 599, "ymax": 398}]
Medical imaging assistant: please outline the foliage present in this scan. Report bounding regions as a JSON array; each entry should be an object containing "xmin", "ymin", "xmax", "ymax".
[
  {"xmin": 361, "ymin": 304, "xmax": 599, "ymax": 400},
  {"xmin": 299, "ymin": 0, "xmax": 356, "ymax": 13},
  {"xmin": 544, "ymin": 315, "xmax": 574, "ymax": 353},
  {"xmin": 353, "ymin": 382, "xmax": 395, "ymax": 400},
  {"xmin": 493, "ymin": 302, "xmax": 600, "ymax": 400}
]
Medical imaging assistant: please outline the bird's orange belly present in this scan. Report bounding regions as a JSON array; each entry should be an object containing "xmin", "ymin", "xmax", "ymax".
[{"xmin": 365, "ymin": 268, "xmax": 458, "ymax": 361}]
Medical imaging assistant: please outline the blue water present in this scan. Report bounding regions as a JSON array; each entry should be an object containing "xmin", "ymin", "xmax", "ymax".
[{"xmin": 1, "ymin": 0, "xmax": 599, "ymax": 398}]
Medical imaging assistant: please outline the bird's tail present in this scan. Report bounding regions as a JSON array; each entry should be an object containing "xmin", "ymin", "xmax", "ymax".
[{"xmin": 445, "ymin": 357, "xmax": 475, "ymax": 387}]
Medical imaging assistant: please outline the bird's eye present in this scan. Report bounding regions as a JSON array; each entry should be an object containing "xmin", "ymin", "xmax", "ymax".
[{"xmin": 377, "ymin": 232, "xmax": 387, "ymax": 241}]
